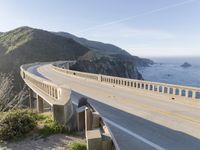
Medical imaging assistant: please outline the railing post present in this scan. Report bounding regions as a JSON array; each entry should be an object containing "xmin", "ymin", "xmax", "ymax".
[
  {"xmin": 168, "ymin": 87, "xmax": 171, "ymax": 94},
  {"xmin": 179, "ymin": 89, "xmax": 182, "ymax": 96},
  {"xmin": 192, "ymin": 90, "xmax": 196, "ymax": 99},
  {"xmin": 157, "ymin": 85, "xmax": 160, "ymax": 93},
  {"xmin": 162, "ymin": 86, "xmax": 165, "ymax": 93},
  {"xmin": 173, "ymin": 88, "xmax": 176, "ymax": 95},
  {"xmin": 147, "ymin": 84, "xmax": 150, "ymax": 91},
  {"xmin": 185, "ymin": 89, "xmax": 189, "ymax": 98},
  {"xmin": 98, "ymin": 75, "xmax": 101, "ymax": 82},
  {"xmin": 135, "ymin": 82, "xmax": 138, "ymax": 88}
]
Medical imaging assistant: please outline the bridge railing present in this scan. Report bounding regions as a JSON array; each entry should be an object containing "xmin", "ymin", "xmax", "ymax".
[
  {"xmin": 52, "ymin": 63, "xmax": 200, "ymax": 101},
  {"xmin": 20, "ymin": 63, "xmax": 74, "ymax": 125},
  {"xmin": 21, "ymin": 64, "xmax": 60, "ymax": 100},
  {"xmin": 21, "ymin": 63, "xmax": 117, "ymax": 149},
  {"xmin": 52, "ymin": 65, "xmax": 99, "ymax": 81},
  {"xmin": 100, "ymin": 74, "xmax": 200, "ymax": 100}
]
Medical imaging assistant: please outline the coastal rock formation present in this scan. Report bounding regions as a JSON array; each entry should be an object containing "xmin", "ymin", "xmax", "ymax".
[
  {"xmin": 181, "ymin": 62, "xmax": 192, "ymax": 68},
  {"xmin": 70, "ymin": 57, "xmax": 143, "ymax": 79}
]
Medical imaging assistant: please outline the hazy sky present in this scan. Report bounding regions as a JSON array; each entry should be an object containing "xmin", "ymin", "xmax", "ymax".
[{"xmin": 0, "ymin": 0, "xmax": 200, "ymax": 57}]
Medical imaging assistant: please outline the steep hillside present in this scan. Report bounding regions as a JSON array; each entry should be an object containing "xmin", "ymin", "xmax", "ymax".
[
  {"xmin": 0, "ymin": 27, "xmax": 90, "ymax": 73},
  {"xmin": 0, "ymin": 27, "xmax": 90, "ymax": 90},
  {"xmin": 71, "ymin": 57, "xmax": 143, "ymax": 79},
  {"xmin": 55, "ymin": 32, "xmax": 153, "ymax": 67},
  {"xmin": 0, "ymin": 26, "xmax": 153, "ymax": 92},
  {"xmin": 55, "ymin": 32, "xmax": 130, "ymax": 57}
]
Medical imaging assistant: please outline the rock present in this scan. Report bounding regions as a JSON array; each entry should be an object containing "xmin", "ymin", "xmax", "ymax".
[
  {"xmin": 181, "ymin": 62, "xmax": 192, "ymax": 68},
  {"xmin": 70, "ymin": 57, "xmax": 143, "ymax": 80}
]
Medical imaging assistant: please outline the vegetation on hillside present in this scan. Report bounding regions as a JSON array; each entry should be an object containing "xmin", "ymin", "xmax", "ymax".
[
  {"xmin": 37, "ymin": 113, "xmax": 65, "ymax": 137},
  {"xmin": 67, "ymin": 140, "xmax": 87, "ymax": 150},
  {"xmin": 56, "ymin": 32, "xmax": 130, "ymax": 56},
  {"xmin": 0, "ymin": 26, "xmax": 153, "ymax": 114},
  {"xmin": 0, "ymin": 26, "xmax": 91, "ymax": 99},
  {"xmin": 0, "ymin": 73, "xmax": 28, "ymax": 112},
  {"xmin": 0, "ymin": 109, "xmax": 67, "ymax": 141},
  {"xmin": 0, "ymin": 109, "xmax": 37, "ymax": 140},
  {"xmin": 71, "ymin": 56, "xmax": 143, "ymax": 79},
  {"xmin": 0, "ymin": 27, "xmax": 33, "ymax": 53}
]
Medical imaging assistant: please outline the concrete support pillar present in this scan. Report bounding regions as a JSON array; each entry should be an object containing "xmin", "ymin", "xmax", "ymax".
[
  {"xmin": 92, "ymin": 112, "xmax": 100, "ymax": 129},
  {"xmin": 28, "ymin": 88, "xmax": 34, "ymax": 108},
  {"xmin": 37, "ymin": 95, "xmax": 44, "ymax": 113},
  {"xmin": 52, "ymin": 104, "xmax": 65, "ymax": 124},
  {"xmin": 77, "ymin": 109, "xmax": 85, "ymax": 131},
  {"xmin": 102, "ymin": 133, "xmax": 112, "ymax": 150},
  {"xmin": 85, "ymin": 107, "xmax": 93, "ymax": 132},
  {"xmin": 87, "ymin": 129, "xmax": 102, "ymax": 150}
]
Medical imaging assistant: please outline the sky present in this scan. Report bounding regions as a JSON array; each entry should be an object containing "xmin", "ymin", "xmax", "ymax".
[{"xmin": 0, "ymin": 0, "xmax": 200, "ymax": 57}]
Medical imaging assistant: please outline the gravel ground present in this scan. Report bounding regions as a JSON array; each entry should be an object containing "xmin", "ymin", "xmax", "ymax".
[{"xmin": 0, "ymin": 134, "xmax": 84, "ymax": 150}]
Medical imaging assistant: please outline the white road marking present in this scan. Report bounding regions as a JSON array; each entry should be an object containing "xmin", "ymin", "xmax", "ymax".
[
  {"xmin": 103, "ymin": 117, "xmax": 166, "ymax": 150},
  {"xmin": 72, "ymin": 101, "xmax": 165, "ymax": 150}
]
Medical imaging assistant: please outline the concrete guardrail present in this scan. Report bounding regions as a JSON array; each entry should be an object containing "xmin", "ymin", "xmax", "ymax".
[
  {"xmin": 20, "ymin": 63, "xmax": 74, "ymax": 126},
  {"xmin": 21, "ymin": 62, "xmax": 118, "ymax": 150},
  {"xmin": 52, "ymin": 63, "xmax": 200, "ymax": 101}
]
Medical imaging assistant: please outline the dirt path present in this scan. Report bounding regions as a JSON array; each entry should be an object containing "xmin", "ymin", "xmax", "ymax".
[{"xmin": 0, "ymin": 134, "xmax": 84, "ymax": 150}]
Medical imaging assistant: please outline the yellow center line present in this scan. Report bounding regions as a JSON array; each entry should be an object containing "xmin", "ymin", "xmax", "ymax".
[
  {"xmin": 123, "ymin": 98, "xmax": 200, "ymax": 125},
  {"xmin": 49, "ymin": 67, "xmax": 200, "ymax": 125}
]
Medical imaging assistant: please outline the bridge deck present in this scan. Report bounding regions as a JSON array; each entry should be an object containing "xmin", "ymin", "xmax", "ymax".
[{"xmin": 28, "ymin": 64, "xmax": 200, "ymax": 150}]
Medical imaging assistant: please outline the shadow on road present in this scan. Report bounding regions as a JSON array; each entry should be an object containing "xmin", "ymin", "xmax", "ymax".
[{"xmin": 72, "ymin": 91, "xmax": 200, "ymax": 150}]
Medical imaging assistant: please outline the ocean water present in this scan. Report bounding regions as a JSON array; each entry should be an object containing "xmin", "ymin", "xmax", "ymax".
[{"xmin": 138, "ymin": 57, "xmax": 200, "ymax": 88}]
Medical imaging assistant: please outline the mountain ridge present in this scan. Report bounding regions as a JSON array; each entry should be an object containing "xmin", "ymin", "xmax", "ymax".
[
  {"xmin": 55, "ymin": 32, "xmax": 130, "ymax": 57},
  {"xmin": 0, "ymin": 26, "xmax": 153, "ymax": 91}
]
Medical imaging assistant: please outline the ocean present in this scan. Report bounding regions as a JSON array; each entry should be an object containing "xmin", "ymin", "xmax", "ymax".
[{"xmin": 138, "ymin": 57, "xmax": 200, "ymax": 88}]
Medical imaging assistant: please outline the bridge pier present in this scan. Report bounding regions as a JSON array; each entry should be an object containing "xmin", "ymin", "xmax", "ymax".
[
  {"xmin": 52, "ymin": 104, "xmax": 66, "ymax": 124},
  {"xmin": 37, "ymin": 95, "xmax": 44, "ymax": 113},
  {"xmin": 28, "ymin": 88, "xmax": 36, "ymax": 108}
]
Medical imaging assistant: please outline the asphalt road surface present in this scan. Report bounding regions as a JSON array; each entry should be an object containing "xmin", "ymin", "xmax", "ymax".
[{"xmin": 28, "ymin": 64, "xmax": 200, "ymax": 150}]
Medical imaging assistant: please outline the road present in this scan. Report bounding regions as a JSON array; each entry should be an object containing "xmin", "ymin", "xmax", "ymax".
[{"xmin": 28, "ymin": 64, "xmax": 200, "ymax": 150}]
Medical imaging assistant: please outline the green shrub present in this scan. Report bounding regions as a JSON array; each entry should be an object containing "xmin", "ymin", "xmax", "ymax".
[
  {"xmin": 0, "ymin": 109, "xmax": 37, "ymax": 141},
  {"xmin": 67, "ymin": 141, "xmax": 87, "ymax": 150},
  {"xmin": 38, "ymin": 114, "xmax": 65, "ymax": 137}
]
